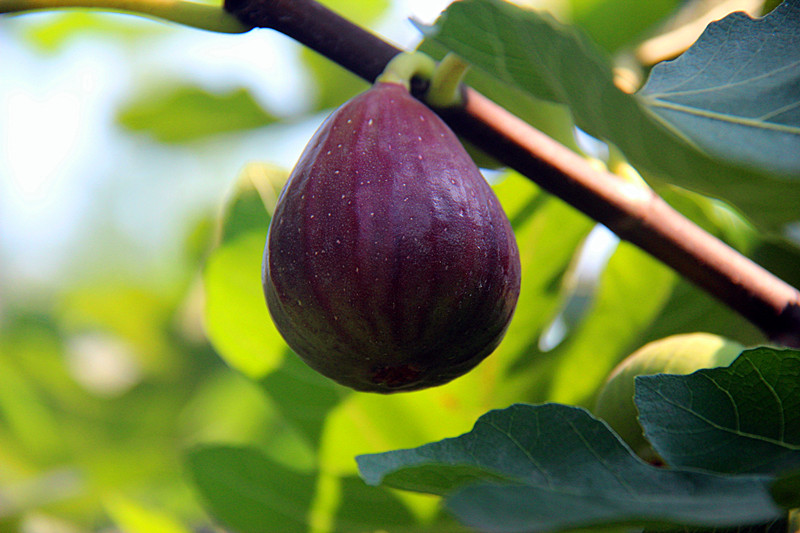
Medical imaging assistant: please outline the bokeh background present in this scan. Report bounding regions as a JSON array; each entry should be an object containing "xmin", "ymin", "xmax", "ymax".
[{"xmin": 0, "ymin": 0, "xmax": 784, "ymax": 531}]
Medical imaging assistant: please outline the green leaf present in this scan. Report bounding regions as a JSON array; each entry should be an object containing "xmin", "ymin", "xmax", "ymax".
[
  {"xmin": 215, "ymin": 163, "xmax": 287, "ymax": 245},
  {"xmin": 203, "ymin": 165, "xmax": 288, "ymax": 379},
  {"xmin": 332, "ymin": 476, "xmax": 419, "ymax": 532},
  {"xmin": 19, "ymin": 12, "xmax": 165, "ymax": 53},
  {"xmin": 636, "ymin": 347, "xmax": 800, "ymax": 474},
  {"xmin": 638, "ymin": 1, "xmax": 800, "ymax": 177},
  {"xmin": 544, "ymin": 240, "xmax": 675, "ymax": 407},
  {"xmin": 117, "ymin": 84, "xmax": 277, "ymax": 143},
  {"xmin": 568, "ymin": 0, "xmax": 681, "ymax": 53},
  {"xmin": 203, "ymin": 232, "xmax": 284, "ymax": 379},
  {"xmin": 105, "ymin": 496, "xmax": 191, "ymax": 533},
  {"xmin": 423, "ymin": 0, "xmax": 800, "ymax": 229},
  {"xmin": 258, "ymin": 351, "xmax": 344, "ymax": 451},
  {"xmin": 186, "ymin": 445, "xmax": 316, "ymax": 533},
  {"xmin": 357, "ymin": 403, "xmax": 783, "ymax": 532}
]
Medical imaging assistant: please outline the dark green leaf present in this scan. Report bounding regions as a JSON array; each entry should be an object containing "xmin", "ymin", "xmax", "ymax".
[
  {"xmin": 357, "ymin": 403, "xmax": 783, "ymax": 532},
  {"xmin": 637, "ymin": 347, "xmax": 800, "ymax": 474},
  {"xmin": 423, "ymin": 0, "xmax": 800, "ymax": 229},
  {"xmin": 117, "ymin": 84, "xmax": 277, "ymax": 143},
  {"xmin": 332, "ymin": 476, "xmax": 419, "ymax": 532},
  {"xmin": 258, "ymin": 351, "xmax": 345, "ymax": 451},
  {"xmin": 639, "ymin": 1, "xmax": 800, "ymax": 177},
  {"xmin": 186, "ymin": 445, "xmax": 316, "ymax": 533}
]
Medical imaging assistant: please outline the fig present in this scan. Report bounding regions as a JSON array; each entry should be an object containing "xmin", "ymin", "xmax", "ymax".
[
  {"xmin": 593, "ymin": 332, "xmax": 744, "ymax": 460},
  {"xmin": 263, "ymin": 81, "xmax": 521, "ymax": 393}
]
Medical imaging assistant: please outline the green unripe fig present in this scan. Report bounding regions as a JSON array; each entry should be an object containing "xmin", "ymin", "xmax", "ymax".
[{"xmin": 593, "ymin": 332, "xmax": 744, "ymax": 461}]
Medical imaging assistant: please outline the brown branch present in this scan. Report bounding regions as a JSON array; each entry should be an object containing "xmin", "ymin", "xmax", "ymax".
[{"xmin": 224, "ymin": 0, "xmax": 800, "ymax": 347}]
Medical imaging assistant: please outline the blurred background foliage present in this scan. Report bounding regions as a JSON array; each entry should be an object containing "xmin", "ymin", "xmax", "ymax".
[{"xmin": 0, "ymin": 0, "xmax": 796, "ymax": 531}]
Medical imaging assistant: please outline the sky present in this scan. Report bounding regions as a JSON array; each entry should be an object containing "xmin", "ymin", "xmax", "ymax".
[{"xmin": 0, "ymin": 0, "xmax": 455, "ymax": 289}]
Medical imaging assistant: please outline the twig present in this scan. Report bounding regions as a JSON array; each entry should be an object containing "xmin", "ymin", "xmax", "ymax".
[
  {"xmin": 224, "ymin": 0, "xmax": 800, "ymax": 347},
  {"xmin": 1, "ymin": 0, "xmax": 249, "ymax": 33}
]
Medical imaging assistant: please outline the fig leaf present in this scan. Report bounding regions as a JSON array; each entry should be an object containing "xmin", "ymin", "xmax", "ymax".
[
  {"xmin": 636, "ymin": 346, "xmax": 800, "ymax": 474},
  {"xmin": 357, "ymin": 403, "xmax": 783, "ymax": 532}
]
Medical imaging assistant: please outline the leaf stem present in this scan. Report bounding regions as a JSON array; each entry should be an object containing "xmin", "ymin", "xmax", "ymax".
[
  {"xmin": 375, "ymin": 51, "xmax": 436, "ymax": 90},
  {"xmin": 224, "ymin": 0, "xmax": 800, "ymax": 347},
  {"xmin": 1, "ymin": 0, "xmax": 251, "ymax": 33},
  {"xmin": 426, "ymin": 53, "xmax": 470, "ymax": 108}
]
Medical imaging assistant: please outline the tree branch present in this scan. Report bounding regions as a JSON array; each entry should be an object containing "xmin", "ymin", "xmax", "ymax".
[{"xmin": 224, "ymin": 0, "xmax": 800, "ymax": 347}]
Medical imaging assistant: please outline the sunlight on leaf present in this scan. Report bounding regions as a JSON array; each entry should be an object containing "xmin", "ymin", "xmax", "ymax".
[
  {"xmin": 204, "ymin": 232, "xmax": 285, "ymax": 379},
  {"xmin": 105, "ymin": 496, "xmax": 191, "ymax": 533}
]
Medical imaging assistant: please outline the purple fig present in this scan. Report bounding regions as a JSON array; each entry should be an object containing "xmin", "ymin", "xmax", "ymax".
[{"xmin": 263, "ymin": 82, "xmax": 521, "ymax": 393}]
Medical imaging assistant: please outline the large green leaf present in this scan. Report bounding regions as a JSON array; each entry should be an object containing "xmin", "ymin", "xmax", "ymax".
[
  {"xmin": 258, "ymin": 351, "xmax": 344, "ymax": 452},
  {"xmin": 423, "ymin": 0, "xmax": 800, "ymax": 230},
  {"xmin": 357, "ymin": 403, "xmax": 783, "ymax": 532},
  {"xmin": 117, "ymin": 84, "xmax": 277, "ymax": 143},
  {"xmin": 186, "ymin": 445, "xmax": 317, "ymax": 533},
  {"xmin": 636, "ymin": 347, "xmax": 800, "ymax": 474},
  {"xmin": 203, "ymin": 164, "xmax": 287, "ymax": 379},
  {"xmin": 203, "ymin": 232, "xmax": 285, "ymax": 379},
  {"xmin": 568, "ymin": 0, "xmax": 681, "ymax": 53},
  {"xmin": 186, "ymin": 445, "xmax": 427, "ymax": 533},
  {"xmin": 639, "ymin": 1, "xmax": 800, "ymax": 177}
]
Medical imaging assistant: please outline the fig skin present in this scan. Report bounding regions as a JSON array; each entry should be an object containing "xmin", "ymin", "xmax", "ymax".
[
  {"xmin": 594, "ymin": 332, "xmax": 744, "ymax": 461},
  {"xmin": 263, "ymin": 82, "xmax": 521, "ymax": 393}
]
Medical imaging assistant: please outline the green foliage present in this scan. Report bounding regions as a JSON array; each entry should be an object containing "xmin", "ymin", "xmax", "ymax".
[
  {"xmin": 358, "ymin": 348, "xmax": 800, "ymax": 532},
  {"xmin": 638, "ymin": 2, "xmax": 800, "ymax": 177},
  {"xmin": 117, "ymin": 84, "xmax": 278, "ymax": 143},
  {"xmin": 3, "ymin": 0, "xmax": 800, "ymax": 531},
  {"xmin": 636, "ymin": 347, "xmax": 800, "ymax": 474},
  {"xmin": 421, "ymin": 0, "xmax": 800, "ymax": 230},
  {"xmin": 357, "ymin": 403, "xmax": 783, "ymax": 532},
  {"xmin": 18, "ymin": 12, "xmax": 166, "ymax": 52}
]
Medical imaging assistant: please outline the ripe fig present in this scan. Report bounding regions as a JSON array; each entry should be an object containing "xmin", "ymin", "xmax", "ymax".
[
  {"xmin": 594, "ymin": 332, "xmax": 744, "ymax": 460},
  {"xmin": 263, "ymin": 82, "xmax": 521, "ymax": 393}
]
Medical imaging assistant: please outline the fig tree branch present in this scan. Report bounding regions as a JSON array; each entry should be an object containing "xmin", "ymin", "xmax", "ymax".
[{"xmin": 225, "ymin": 0, "xmax": 800, "ymax": 346}]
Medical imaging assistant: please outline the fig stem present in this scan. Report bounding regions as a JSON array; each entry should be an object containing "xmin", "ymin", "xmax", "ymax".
[
  {"xmin": 375, "ymin": 51, "xmax": 436, "ymax": 91},
  {"xmin": 0, "ymin": 0, "xmax": 250, "ymax": 33},
  {"xmin": 426, "ymin": 53, "xmax": 469, "ymax": 108},
  {"xmin": 222, "ymin": 0, "xmax": 800, "ymax": 347}
]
